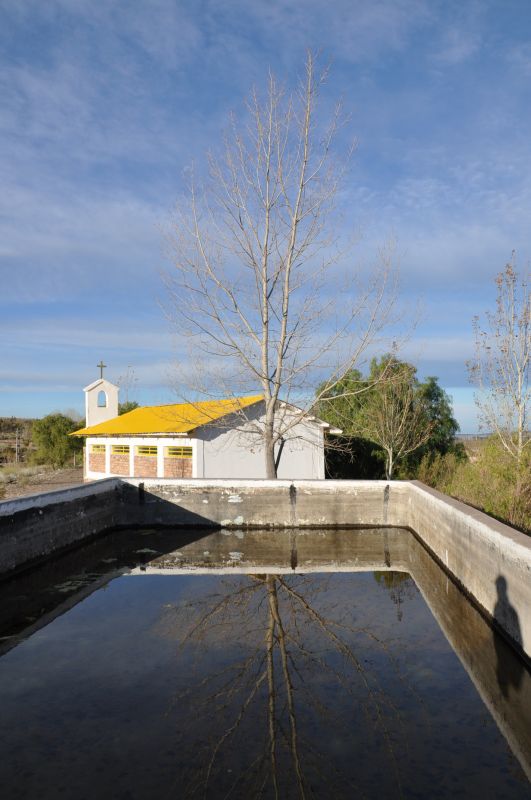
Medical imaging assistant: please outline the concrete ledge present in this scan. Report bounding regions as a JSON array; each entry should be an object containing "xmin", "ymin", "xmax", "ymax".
[
  {"xmin": 407, "ymin": 481, "xmax": 531, "ymax": 661},
  {"xmin": 0, "ymin": 477, "xmax": 530, "ymax": 659},
  {"xmin": 0, "ymin": 479, "xmax": 124, "ymax": 573},
  {"xmin": 0, "ymin": 478, "xmax": 121, "ymax": 518},
  {"xmin": 118, "ymin": 478, "xmax": 409, "ymax": 528}
]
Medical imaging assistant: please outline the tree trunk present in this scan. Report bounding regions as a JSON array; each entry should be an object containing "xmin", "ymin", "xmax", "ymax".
[
  {"xmin": 265, "ymin": 446, "xmax": 277, "ymax": 479},
  {"xmin": 386, "ymin": 450, "xmax": 394, "ymax": 481},
  {"xmin": 264, "ymin": 415, "xmax": 278, "ymax": 479},
  {"xmin": 517, "ymin": 398, "xmax": 524, "ymax": 469}
]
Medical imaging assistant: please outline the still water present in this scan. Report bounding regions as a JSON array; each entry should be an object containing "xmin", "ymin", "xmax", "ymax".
[{"xmin": 0, "ymin": 527, "xmax": 529, "ymax": 799}]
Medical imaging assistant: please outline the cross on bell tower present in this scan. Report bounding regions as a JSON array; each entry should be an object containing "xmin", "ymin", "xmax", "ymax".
[{"xmin": 97, "ymin": 360, "xmax": 107, "ymax": 379}]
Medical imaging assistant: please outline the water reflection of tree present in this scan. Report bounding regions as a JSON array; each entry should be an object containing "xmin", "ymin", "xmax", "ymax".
[
  {"xmin": 373, "ymin": 571, "xmax": 418, "ymax": 622},
  {"xmin": 157, "ymin": 573, "xmax": 427, "ymax": 799}
]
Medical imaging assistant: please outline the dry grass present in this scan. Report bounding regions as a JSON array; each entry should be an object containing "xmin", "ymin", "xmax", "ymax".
[{"xmin": 0, "ymin": 464, "xmax": 84, "ymax": 500}]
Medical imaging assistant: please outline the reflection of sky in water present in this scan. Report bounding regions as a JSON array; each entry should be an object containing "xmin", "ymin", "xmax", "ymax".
[{"xmin": 0, "ymin": 529, "xmax": 529, "ymax": 799}]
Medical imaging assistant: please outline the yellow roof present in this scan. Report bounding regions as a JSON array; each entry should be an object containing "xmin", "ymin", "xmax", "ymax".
[{"xmin": 72, "ymin": 395, "xmax": 264, "ymax": 436}]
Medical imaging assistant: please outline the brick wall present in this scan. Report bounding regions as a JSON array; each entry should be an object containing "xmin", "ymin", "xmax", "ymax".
[
  {"xmin": 164, "ymin": 458, "xmax": 192, "ymax": 478},
  {"xmin": 134, "ymin": 456, "xmax": 158, "ymax": 478},
  {"xmin": 110, "ymin": 454, "xmax": 130, "ymax": 476},
  {"xmin": 89, "ymin": 452, "xmax": 105, "ymax": 473}
]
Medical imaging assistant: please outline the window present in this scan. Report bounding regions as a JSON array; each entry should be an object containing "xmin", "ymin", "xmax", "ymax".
[
  {"xmin": 136, "ymin": 446, "xmax": 157, "ymax": 457},
  {"xmin": 91, "ymin": 444, "xmax": 105, "ymax": 453},
  {"xmin": 97, "ymin": 390, "xmax": 107, "ymax": 408},
  {"xmin": 112, "ymin": 445, "xmax": 130, "ymax": 455},
  {"xmin": 166, "ymin": 446, "xmax": 193, "ymax": 458}
]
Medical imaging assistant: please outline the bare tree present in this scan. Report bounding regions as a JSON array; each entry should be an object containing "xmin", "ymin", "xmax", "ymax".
[
  {"xmin": 165, "ymin": 53, "xmax": 396, "ymax": 477},
  {"xmin": 117, "ymin": 365, "xmax": 139, "ymax": 414},
  {"xmin": 467, "ymin": 257, "xmax": 530, "ymax": 468}
]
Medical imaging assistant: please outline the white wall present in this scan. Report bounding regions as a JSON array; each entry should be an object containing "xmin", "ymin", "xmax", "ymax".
[
  {"xmin": 198, "ymin": 407, "xmax": 325, "ymax": 479},
  {"xmin": 277, "ymin": 418, "xmax": 324, "ymax": 480}
]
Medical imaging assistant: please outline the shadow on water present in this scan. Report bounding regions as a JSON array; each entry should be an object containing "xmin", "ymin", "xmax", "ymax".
[
  {"xmin": 494, "ymin": 575, "xmax": 524, "ymax": 699},
  {"xmin": 0, "ymin": 527, "xmax": 214, "ymax": 656}
]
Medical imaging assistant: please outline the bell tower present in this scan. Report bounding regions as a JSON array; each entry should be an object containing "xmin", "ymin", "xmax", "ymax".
[{"xmin": 84, "ymin": 361, "xmax": 119, "ymax": 427}]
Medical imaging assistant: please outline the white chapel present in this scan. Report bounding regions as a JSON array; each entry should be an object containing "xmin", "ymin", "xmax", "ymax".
[{"xmin": 74, "ymin": 367, "xmax": 337, "ymax": 481}]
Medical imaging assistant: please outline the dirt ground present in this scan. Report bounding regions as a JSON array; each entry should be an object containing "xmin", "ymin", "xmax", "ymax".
[{"xmin": 2, "ymin": 467, "xmax": 85, "ymax": 500}]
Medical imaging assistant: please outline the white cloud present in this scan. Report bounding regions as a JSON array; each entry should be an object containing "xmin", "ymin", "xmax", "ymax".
[
  {"xmin": 1, "ymin": 0, "xmax": 530, "ymax": 419},
  {"xmin": 0, "ymin": 183, "xmax": 167, "ymax": 303}
]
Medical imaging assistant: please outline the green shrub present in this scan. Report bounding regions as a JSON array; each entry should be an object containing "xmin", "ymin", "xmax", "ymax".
[
  {"xmin": 417, "ymin": 438, "xmax": 530, "ymax": 533},
  {"xmin": 31, "ymin": 414, "xmax": 83, "ymax": 468},
  {"xmin": 448, "ymin": 440, "xmax": 530, "ymax": 532},
  {"xmin": 416, "ymin": 450, "xmax": 465, "ymax": 491}
]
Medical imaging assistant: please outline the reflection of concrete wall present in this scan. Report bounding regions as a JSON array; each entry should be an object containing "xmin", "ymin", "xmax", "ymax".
[
  {"xmin": 1, "ymin": 478, "xmax": 530, "ymax": 660},
  {"xmin": 129, "ymin": 527, "xmax": 410, "ymax": 574},
  {"xmin": 118, "ymin": 478, "xmax": 531, "ymax": 660},
  {"xmin": 406, "ymin": 532, "xmax": 531, "ymax": 783}
]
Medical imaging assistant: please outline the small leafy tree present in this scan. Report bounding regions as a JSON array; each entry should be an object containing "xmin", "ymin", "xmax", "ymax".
[
  {"xmin": 31, "ymin": 414, "xmax": 83, "ymax": 468},
  {"xmin": 355, "ymin": 357, "xmax": 432, "ymax": 479},
  {"xmin": 400, "ymin": 377, "xmax": 463, "ymax": 476},
  {"xmin": 416, "ymin": 450, "xmax": 467, "ymax": 492},
  {"xmin": 415, "ymin": 377, "xmax": 459, "ymax": 454},
  {"xmin": 316, "ymin": 356, "xmax": 435, "ymax": 479}
]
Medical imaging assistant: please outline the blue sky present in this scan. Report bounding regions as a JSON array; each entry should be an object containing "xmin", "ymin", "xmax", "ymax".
[{"xmin": 2, "ymin": 0, "xmax": 531, "ymax": 430}]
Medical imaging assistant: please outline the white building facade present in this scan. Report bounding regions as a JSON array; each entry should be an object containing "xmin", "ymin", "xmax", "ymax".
[{"xmin": 74, "ymin": 381, "xmax": 335, "ymax": 481}]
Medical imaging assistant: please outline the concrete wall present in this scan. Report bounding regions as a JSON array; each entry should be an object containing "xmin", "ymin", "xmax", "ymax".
[
  {"xmin": 406, "ymin": 481, "xmax": 531, "ymax": 662},
  {"xmin": 109, "ymin": 478, "xmax": 531, "ymax": 660},
  {"xmin": 0, "ymin": 478, "xmax": 530, "ymax": 660},
  {"xmin": 118, "ymin": 479, "xmax": 406, "ymax": 528},
  {"xmin": 0, "ymin": 479, "xmax": 125, "ymax": 574}
]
